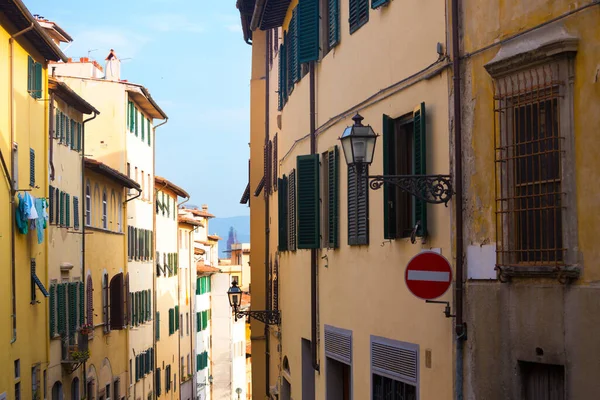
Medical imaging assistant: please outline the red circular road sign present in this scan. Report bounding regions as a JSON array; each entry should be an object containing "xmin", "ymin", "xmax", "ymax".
[{"xmin": 405, "ymin": 251, "xmax": 453, "ymax": 300}]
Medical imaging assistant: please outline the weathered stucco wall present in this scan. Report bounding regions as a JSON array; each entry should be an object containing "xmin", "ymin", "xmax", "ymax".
[{"xmin": 460, "ymin": 0, "xmax": 600, "ymax": 398}]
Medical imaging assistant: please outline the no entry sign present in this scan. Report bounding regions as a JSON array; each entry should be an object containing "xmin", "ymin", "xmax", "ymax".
[{"xmin": 405, "ymin": 251, "xmax": 452, "ymax": 300}]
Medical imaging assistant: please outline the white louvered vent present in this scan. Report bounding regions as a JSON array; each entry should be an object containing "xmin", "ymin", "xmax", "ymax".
[
  {"xmin": 324, "ymin": 326, "xmax": 352, "ymax": 365},
  {"xmin": 371, "ymin": 340, "xmax": 418, "ymax": 383}
]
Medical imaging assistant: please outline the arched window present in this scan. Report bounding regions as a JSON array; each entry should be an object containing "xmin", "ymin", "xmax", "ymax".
[
  {"xmin": 102, "ymin": 189, "xmax": 108, "ymax": 229},
  {"xmin": 85, "ymin": 181, "xmax": 91, "ymax": 226},
  {"xmin": 52, "ymin": 381, "xmax": 63, "ymax": 400},
  {"xmin": 71, "ymin": 377, "xmax": 80, "ymax": 400},
  {"xmin": 93, "ymin": 184, "xmax": 100, "ymax": 226},
  {"xmin": 86, "ymin": 275, "xmax": 93, "ymax": 327}
]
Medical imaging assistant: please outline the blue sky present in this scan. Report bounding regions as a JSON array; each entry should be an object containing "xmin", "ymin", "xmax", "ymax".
[{"xmin": 27, "ymin": 0, "xmax": 251, "ymax": 218}]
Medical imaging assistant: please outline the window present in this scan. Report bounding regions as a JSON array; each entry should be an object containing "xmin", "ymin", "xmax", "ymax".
[
  {"xmin": 348, "ymin": 0, "xmax": 369, "ymax": 34},
  {"xmin": 321, "ymin": 0, "xmax": 340, "ymax": 55},
  {"xmin": 127, "ymin": 163, "xmax": 131, "ymax": 177},
  {"xmin": 186, "ymin": 312, "xmax": 189, "ymax": 336},
  {"xmin": 494, "ymin": 62, "xmax": 572, "ymax": 268},
  {"xmin": 147, "ymin": 118, "xmax": 151, "ymax": 147},
  {"xmin": 141, "ymin": 170, "xmax": 145, "ymax": 199},
  {"xmin": 372, "ymin": 375, "xmax": 416, "ymax": 400},
  {"xmin": 347, "ymin": 165, "xmax": 369, "ymax": 245},
  {"xmin": 109, "ymin": 273, "xmax": 124, "ymax": 330},
  {"xmin": 15, "ymin": 382, "xmax": 21, "ymax": 400},
  {"xmin": 147, "ymin": 174, "xmax": 151, "ymax": 202},
  {"xmin": 169, "ymin": 308, "xmax": 175, "ymax": 335},
  {"xmin": 370, "ymin": 336, "xmax": 419, "ymax": 400},
  {"xmin": 117, "ymin": 193, "xmax": 122, "ymax": 232},
  {"xmin": 85, "ymin": 182, "xmax": 91, "ymax": 226},
  {"xmin": 322, "ymin": 147, "xmax": 339, "ymax": 248},
  {"xmin": 14, "ymin": 359, "xmax": 20, "ymax": 378},
  {"xmin": 27, "ymin": 56, "xmax": 42, "ymax": 99},
  {"xmin": 128, "ymin": 101, "xmax": 134, "ymax": 132},
  {"xmin": 102, "ymin": 190, "xmax": 108, "ymax": 229},
  {"xmin": 297, "ymin": 155, "xmax": 320, "ymax": 249},
  {"xmin": 165, "ymin": 365, "xmax": 171, "ymax": 392},
  {"xmin": 382, "ymin": 103, "xmax": 428, "ymax": 240},
  {"xmin": 141, "ymin": 116, "xmax": 145, "ymax": 141},
  {"xmin": 520, "ymin": 362, "xmax": 564, "ymax": 400}
]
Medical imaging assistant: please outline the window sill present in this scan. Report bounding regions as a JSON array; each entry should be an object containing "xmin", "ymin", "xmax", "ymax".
[{"xmin": 497, "ymin": 265, "xmax": 580, "ymax": 282}]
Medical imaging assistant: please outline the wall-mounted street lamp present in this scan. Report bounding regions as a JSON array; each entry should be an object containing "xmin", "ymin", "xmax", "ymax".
[
  {"xmin": 339, "ymin": 114, "xmax": 453, "ymax": 205},
  {"xmin": 197, "ymin": 375, "xmax": 213, "ymax": 388},
  {"xmin": 227, "ymin": 281, "xmax": 280, "ymax": 325}
]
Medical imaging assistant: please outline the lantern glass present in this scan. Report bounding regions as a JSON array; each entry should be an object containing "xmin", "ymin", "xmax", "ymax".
[
  {"xmin": 227, "ymin": 283, "xmax": 242, "ymax": 308},
  {"xmin": 339, "ymin": 124, "xmax": 378, "ymax": 167}
]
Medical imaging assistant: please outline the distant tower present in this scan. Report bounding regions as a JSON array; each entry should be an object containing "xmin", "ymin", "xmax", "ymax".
[{"xmin": 227, "ymin": 226, "xmax": 238, "ymax": 252}]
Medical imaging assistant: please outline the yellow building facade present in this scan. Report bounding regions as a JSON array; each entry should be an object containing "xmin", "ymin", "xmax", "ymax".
[
  {"xmin": 238, "ymin": 0, "xmax": 454, "ymax": 398},
  {"xmin": 459, "ymin": 0, "xmax": 600, "ymax": 398},
  {"xmin": 46, "ymin": 77, "xmax": 98, "ymax": 400},
  {"xmin": 0, "ymin": 2, "xmax": 66, "ymax": 398},
  {"xmin": 83, "ymin": 158, "xmax": 139, "ymax": 400}
]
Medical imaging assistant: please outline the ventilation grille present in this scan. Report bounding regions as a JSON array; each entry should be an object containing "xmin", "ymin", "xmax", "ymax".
[
  {"xmin": 324, "ymin": 326, "xmax": 352, "ymax": 365},
  {"xmin": 371, "ymin": 341, "xmax": 418, "ymax": 383}
]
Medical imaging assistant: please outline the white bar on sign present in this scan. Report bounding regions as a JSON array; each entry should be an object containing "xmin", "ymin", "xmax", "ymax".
[{"xmin": 407, "ymin": 270, "xmax": 450, "ymax": 282}]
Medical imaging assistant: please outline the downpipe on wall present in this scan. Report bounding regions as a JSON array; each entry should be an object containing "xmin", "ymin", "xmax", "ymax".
[
  {"xmin": 451, "ymin": 0, "xmax": 466, "ymax": 398},
  {"xmin": 264, "ymin": 31, "xmax": 272, "ymax": 398}
]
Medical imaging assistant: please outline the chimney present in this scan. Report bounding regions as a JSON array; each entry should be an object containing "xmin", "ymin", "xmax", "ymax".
[
  {"xmin": 105, "ymin": 49, "xmax": 121, "ymax": 81},
  {"xmin": 202, "ymin": 204, "xmax": 208, "ymax": 211}
]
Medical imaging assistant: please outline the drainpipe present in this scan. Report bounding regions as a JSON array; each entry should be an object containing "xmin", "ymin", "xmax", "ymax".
[
  {"xmin": 49, "ymin": 67, "xmax": 56, "ymax": 181},
  {"xmin": 81, "ymin": 110, "xmax": 98, "ymax": 399},
  {"xmin": 451, "ymin": 0, "xmax": 466, "ymax": 398},
  {"xmin": 309, "ymin": 61, "xmax": 320, "ymax": 373},
  {"xmin": 9, "ymin": 22, "xmax": 35, "ymax": 343},
  {"xmin": 264, "ymin": 31, "xmax": 271, "ymax": 398}
]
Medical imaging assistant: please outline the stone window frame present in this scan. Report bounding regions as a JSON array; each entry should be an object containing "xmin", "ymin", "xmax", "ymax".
[{"xmin": 485, "ymin": 23, "xmax": 580, "ymax": 280}]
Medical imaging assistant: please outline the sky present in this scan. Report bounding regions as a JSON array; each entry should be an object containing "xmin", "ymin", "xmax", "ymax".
[{"xmin": 26, "ymin": 0, "xmax": 252, "ymax": 218}]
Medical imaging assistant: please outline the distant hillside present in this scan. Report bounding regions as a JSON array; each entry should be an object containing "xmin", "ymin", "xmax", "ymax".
[{"xmin": 208, "ymin": 216, "xmax": 250, "ymax": 258}]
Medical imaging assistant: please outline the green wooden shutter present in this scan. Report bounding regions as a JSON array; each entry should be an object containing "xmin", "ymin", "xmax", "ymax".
[
  {"xmin": 196, "ymin": 278, "xmax": 200, "ymax": 295},
  {"xmin": 413, "ymin": 102, "xmax": 427, "ymax": 237},
  {"xmin": 79, "ymin": 281, "xmax": 84, "ymax": 326},
  {"xmin": 156, "ymin": 368, "xmax": 162, "ymax": 395},
  {"xmin": 49, "ymin": 285, "xmax": 56, "ymax": 337},
  {"xmin": 147, "ymin": 118, "xmax": 151, "ymax": 146},
  {"xmin": 68, "ymin": 282, "xmax": 77, "ymax": 338},
  {"xmin": 57, "ymin": 283, "xmax": 66, "ymax": 335},
  {"xmin": 169, "ymin": 308, "xmax": 174, "ymax": 335},
  {"xmin": 349, "ymin": 0, "xmax": 369, "ymax": 34},
  {"xmin": 327, "ymin": 147, "xmax": 339, "ymax": 248},
  {"xmin": 290, "ymin": 9, "xmax": 300, "ymax": 83},
  {"xmin": 296, "ymin": 155, "xmax": 320, "ymax": 249},
  {"xmin": 175, "ymin": 305, "xmax": 179, "ymax": 330},
  {"xmin": 382, "ymin": 114, "xmax": 397, "ymax": 239},
  {"xmin": 65, "ymin": 194, "xmax": 71, "ymax": 227},
  {"xmin": 288, "ymin": 169, "xmax": 297, "ymax": 250},
  {"xmin": 298, "ymin": 0, "xmax": 320, "ymax": 63},
  {"xmin": 278, "ymin": 44, "xmax": 284, "ymax": 110},
  {"xmin": 328, "ymin": 0, "xmax": 340, "ymax": 48},
  {"xmin": 196, "ymin": 312, "xmax": 200, "ymax": 332},
  {"xmin": 55, "ymin": 111, "xmax": 60, "ymax": 138},
  {"xmin": 348, "ymin": 166, "xmax": 369, "ymax": 245},
  {"xmin": 77, "ymin": 123, "xmax": 82, "ymax": 151},
  {"xmin": 49, "ymin": 186, "xmax": 55, "ymax": 223},
  {"xmin": 134, "ymin": 107, "xmax": 139, "ymax": 136},
  {"xmin": 156, "ymin": 312, "xmax": 160, "ymax": 340},
  {"xmin": 372, "ymin": 0, "xmax": 389, "ymax": 8},
  {"xmin": 35, "ymin": 62, "xmax": 42, "ymax": 99},
  {"xmin": 70, "ymin": 120, "xmax": 75, "ymax": 149},
  {"xmin": 29, "ymin": 148, "xmax": 35, "ymax": 187},
  {"xmin": 147, "ymin": 289, "xmax": 151, "ymax": 320},
  {"xmin": 59, "ymin": 191, "xmax": 64, "ymax": 225},
  {"xmin": 278, "ymin": 176, "xmax": 289, "ymax": 251},
  {"xmin": 141, "ymin": 116, "xmax": 145, "ymax": 141},
  {"xmin": 141, "ymin": 291, "xmax": 146, "ymax": 323}
]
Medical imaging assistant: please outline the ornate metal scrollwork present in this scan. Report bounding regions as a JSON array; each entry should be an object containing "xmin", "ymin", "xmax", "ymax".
[
  {"xmin": 367, "ymin": 175, "xmax": 454, "ymax": 205},
  {"xmin": 235, "ymin": 310, "xmax": 281, "ymax": 325}
]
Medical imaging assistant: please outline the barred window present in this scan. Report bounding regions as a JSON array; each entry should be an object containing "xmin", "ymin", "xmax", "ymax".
[{"xmin": 494, "ymin": 61, "xmax": 574, "ymax": 268}]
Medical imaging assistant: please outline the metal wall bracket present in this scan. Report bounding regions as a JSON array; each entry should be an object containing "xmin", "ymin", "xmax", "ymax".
[
  {"xmin": 368, "ymin": 174, "xmax": 453, "ymax": 205},
  {"xmin": 235, "ymin": 310, "xmax": 281, "ymax": 325},
  {"xmin": 425, "ymin": 300, "xmax": 455, "ymax": 318}
]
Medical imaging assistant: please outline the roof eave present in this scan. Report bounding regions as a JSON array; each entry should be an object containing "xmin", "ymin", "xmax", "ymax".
[{"xmin": 49, "ymin": 78, "xmax": 100, "ymax": 115}]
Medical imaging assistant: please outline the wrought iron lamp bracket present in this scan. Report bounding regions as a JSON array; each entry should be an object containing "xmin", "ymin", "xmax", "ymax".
[
  {"xmin": 367, "ymin": 174, "xmax": 454, "ymax": 205},
  {"xmin": 234, "ymin": 309, "xmax": 280, "ymax": 325}
]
